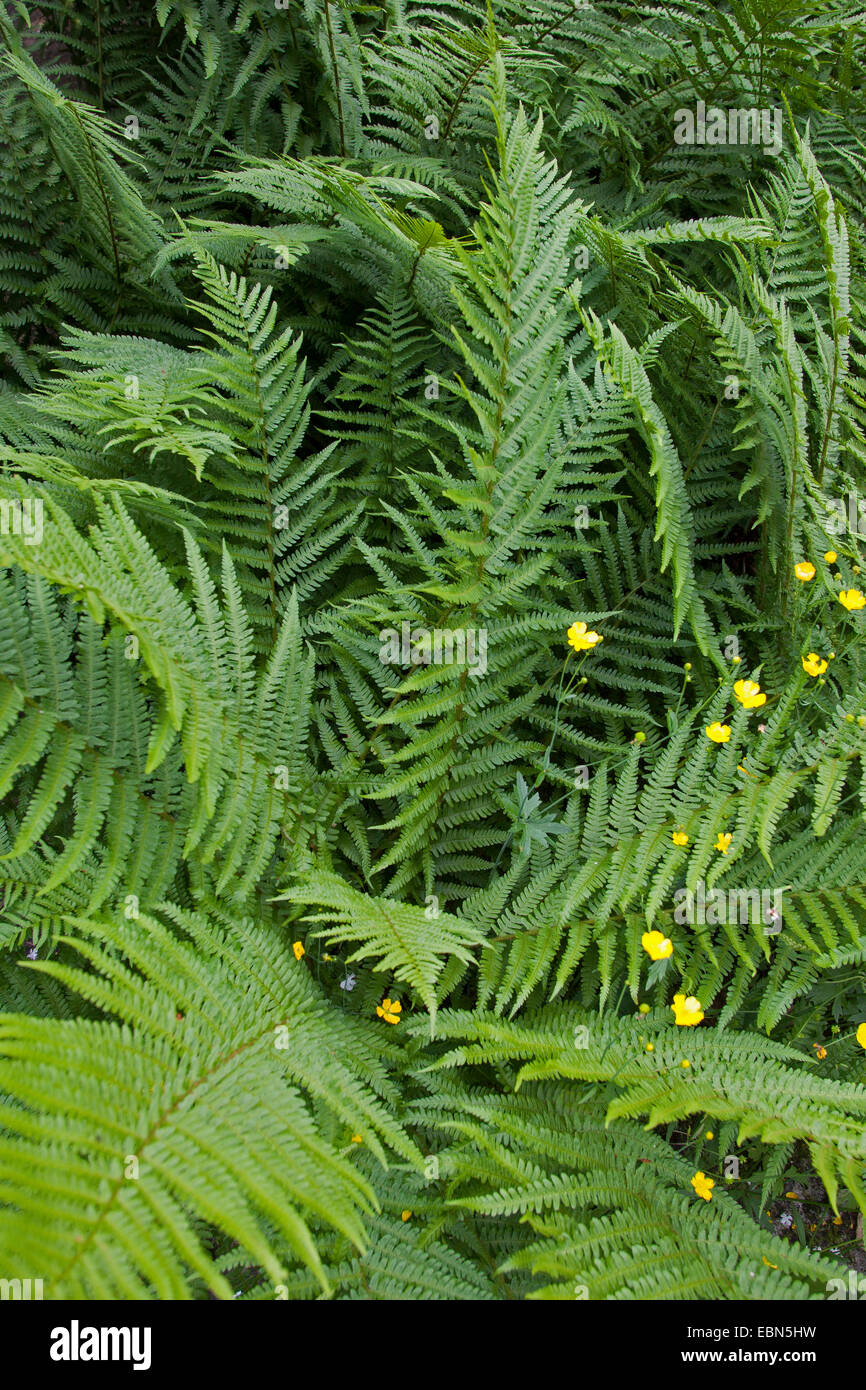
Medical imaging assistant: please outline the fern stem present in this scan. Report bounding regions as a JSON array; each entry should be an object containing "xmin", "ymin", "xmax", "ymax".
[
  {"xmin": 95, "ymin": 0, "xmax": 104, "ymax": 109},
  {"xmin": 323, "ymin": 0, "xmax": 347, "ymax": 158},
  {"xmin": 70, "ymin": 108, "xmax": 122, "ymax": 286},
  {"xmin": 443, "ymin": 56, "xmax": 489, "ymax": 139}
]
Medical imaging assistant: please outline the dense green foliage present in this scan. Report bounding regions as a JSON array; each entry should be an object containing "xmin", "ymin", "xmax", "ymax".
[{"xmin": 1, "ymin": 0, "xmax": 866, "ymax": 1300}]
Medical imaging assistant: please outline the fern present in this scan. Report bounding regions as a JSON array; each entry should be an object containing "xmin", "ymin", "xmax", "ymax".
[{"xmin": 1, "ymin": 0, "xmax": 866, "ymax": 1303}]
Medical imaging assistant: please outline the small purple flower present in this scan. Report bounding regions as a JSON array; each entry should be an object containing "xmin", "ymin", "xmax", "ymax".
[
  {"xmin": 25, "ymin": 945, "xmax": 38, "ymax": 960},
  {"xmin": 340, "ymin": 973, "xmax": 357, "ymax": 992}
]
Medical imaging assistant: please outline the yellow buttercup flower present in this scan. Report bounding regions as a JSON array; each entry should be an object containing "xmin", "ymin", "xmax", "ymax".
[
  {"xmin": 401, "ymin": 1209, "xmax": 412, "ymax": 1221},
  {"xmin": 839, "ymin": 588, "xmax": 866, "ymax": 611},
  {"xmin": 377, "ymin": 997, "xmax": 402, "ymax": 1025},
  {"xmin": 856, "ymin": 1022, "xmax": 866, "ymax": 1050},
  {"xmin": 638, "ymin": 1003, "xmax": 650, "ymax": 1014},
  {"xmin": 672, "ymin": 829, "xmax": 689, "ymax": 846},
  {"xmin": 292, "ymin": 941, "xmax": 305, "ymax": 961},
  {"xmin": 641, "ymin": 930, "xmax": 673, "ymax": 960},
  {"xmin": 825, "ymin": 551, "xmax": 837, "ymax": 564},
  {"xmin": 351, "ymin": 1134, "xmax": 362, "ymax": 1143},
  {"xmin": 734, "ymin": 679, "xmax": 766, "ymax": 709},
  {"xmin": 813, "ymin": 1043, "xmax": 827, "ymax": 1060},
  {"xmin": 705, "ymin": 722, "xmax": 731, "ymax": 743},
  {"xmin": 802, "ymin": 653, "xmax": 828, "ymax": 677},
  {"xmin": 671, "ymin": 994, "xmax": 704, "ymax": 1026},
  {"xmin": 794, "ymin": 561, "xmax": 815, "ymax": 582},
  {"xmin": 691, "ymin": 1171, "xmax": 715, "ymax": 1202},
  {"xmin": 567, "ymin": 621, "xmax": 603, "ymax": 651},
  {"xmin": 715, "ymin": 831, "xmax": 732, "ymax": 855}
]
